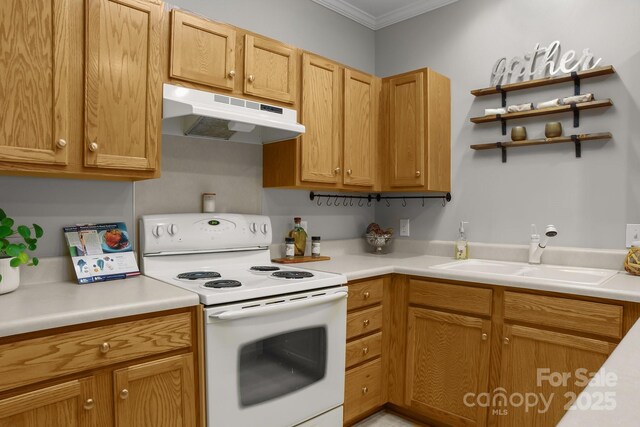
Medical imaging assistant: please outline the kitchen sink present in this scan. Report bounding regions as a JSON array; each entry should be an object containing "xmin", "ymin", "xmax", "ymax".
[{"xmin": 431, "ymin": 259, "xmax": 618, "ymax": 286}]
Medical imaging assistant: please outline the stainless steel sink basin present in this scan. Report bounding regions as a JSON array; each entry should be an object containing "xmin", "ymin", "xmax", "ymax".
[{"xmin": 431, "ymin": 259, "xmax": 618, "ymax": 286}]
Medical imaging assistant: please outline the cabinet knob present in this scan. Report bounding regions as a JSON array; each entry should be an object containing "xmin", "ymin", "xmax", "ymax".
[
  {"xmin": 362, "ymin": 386, "xmax": 369, "ymax": 395},
  {"xmin": 88, "ymin": 142, "xmax": 99, "ymax": 152},
  {"xmin": 482, "ymin": 333, "xmax": 488, "ymax": 341},
  {"xmin": 228, "ymin": 70, "xmax": 236, "ymax": 78},
  {"xmin": 363, "ymin": 291, "xmax": 370, "ymax": 299},
  {"xmin": 248, "ymin": 75, "xmax": 255, "ymax": 83},
  {"xmin": 83, "ymin": 398, "xmax": 95, "ymax": 410},
  {"xmin": 503, "ymin": 337, "xmax": 510, "ymax": 345},
  {"xmin": 363, "ymin": 319, "xmax": 370, "ymax": 327},
  {"xmin": 334, "ymin": 167, "xmax": 341, "ymax": 174},
  {"xmin": 415, "ymin": 170, "xmax": 421, "ymax": 177},
  {"xmin": 347, "ymin": 169, "xmax": 352, "ymax": 175},
  {"xmin": 362, "ymin": 346, "xmax": 369, "ymax": 355},
  {"xmin": 56, "ymin": 139, "xmax": 67, "ymax": 149},
  {"xmin": 99, "ymin": 342, "xmax": 110, "ymax": 354},
  {"xmin": 119, "ymin": 389, "xmax": 129, "ymax": 400}
]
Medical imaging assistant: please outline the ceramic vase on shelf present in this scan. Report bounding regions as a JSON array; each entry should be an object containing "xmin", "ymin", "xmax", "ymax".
[
  {"xmin": 511, "ymin": 126, "xmax": 527, "ymax": 141},
  {"xmin": 0, "ymin": 258, "xmax": 20, "ymax": 295},
  {"xmin": 545, "ymin": 122, "xmax": 563, "ymax": 138}
]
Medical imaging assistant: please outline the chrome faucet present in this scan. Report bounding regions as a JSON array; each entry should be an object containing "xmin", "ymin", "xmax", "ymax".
[{"xmin": 529, "ymin": 224, "xmax": 558, "ymax": 264}]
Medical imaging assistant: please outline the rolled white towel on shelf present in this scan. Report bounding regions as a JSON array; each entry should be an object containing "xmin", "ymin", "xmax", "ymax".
[
  {"xmin": 536, "ymin": 98, "xmax": 562, "ymax": 109},
  {"xmin": 562, "ymin": 93, "xmax": 594, "ymax": 104},
  {"xmin": 507, "ymin": 103, "xmax": 534, "ymax": 113},
  {"xmin": 484, "ymin": 107, "xmax": 507, "ymax": 116}
]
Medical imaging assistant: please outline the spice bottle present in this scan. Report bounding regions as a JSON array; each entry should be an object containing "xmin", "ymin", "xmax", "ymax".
[
  {"xmin": 288, "ymin": 217, "xmax": 307, "ymax": 257},
  {"xmin": 285, "ymin": 237, "xmax": 295, "ymax": 259},
  {"xmin": 311, "ymin": 236, "xmax": 321, "ymax": 258}
]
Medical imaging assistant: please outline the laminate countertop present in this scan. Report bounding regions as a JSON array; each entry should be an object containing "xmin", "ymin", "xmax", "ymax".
[{"xmin": 0, "ymin": 275, "xmax": 200, "ymax": 338}]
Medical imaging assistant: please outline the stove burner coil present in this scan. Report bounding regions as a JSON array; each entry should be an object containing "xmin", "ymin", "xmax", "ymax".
[
  {"xmin": 177, "ymin": 271, "xmax": 221, "ymax": 280},
  {"xmin": 204, "ymin": 280, "xmax": 242, "ymax": 288},
  {"xmin": 250, "ymin": 266, "xmax": 281, "ymax": 272},
  {"xmin": 271, "ymin": 271, "xmax": 315, "ymax": 279}
]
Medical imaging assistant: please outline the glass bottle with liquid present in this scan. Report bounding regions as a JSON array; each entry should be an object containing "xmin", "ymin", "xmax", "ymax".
[{"xmin": 288, "ymin": 217, "xmax": 307, "ymax": 257}]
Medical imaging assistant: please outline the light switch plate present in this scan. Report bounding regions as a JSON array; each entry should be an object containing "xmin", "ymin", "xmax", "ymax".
[
  {"xmin": 626, "ymin": 224, "xmax": 640, "ymax": 248},
  {"xmin": 400, "ymin": 219, "xmax": 410, "ymax": 237}
]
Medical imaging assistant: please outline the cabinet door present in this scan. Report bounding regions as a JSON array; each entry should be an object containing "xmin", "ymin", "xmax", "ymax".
[
  {"xmin": 244, "ymin": 35, "xmax": 297, "ymax": 104},
  {"xmin": 300, "ymin": 53, "xmax": 341, "ymax": 184},
  {"xmin": 114, "ymin": 354, "xmax": 196, "ymax": 427},
  {"xmin": 405, "ymin": 307, "xmax": 491, "ymax": 426},
  {"xmin": 496, "ymin": 325, "xmax": 615, "ymax": 427},
  {"xmin": 0, "ymin": 0, "xmax": 70, "ymax": 165},
  {"xmin": 0, "ymin": 378, "xmax": 96, "ymax": 426},
  {"xmin": 388, "ymin": 73, "xmax": 425, "ymax": 187},
  {"xmin": 85, "ymin": 0, "xmax": 161, "ymax": 171},
  {"xmin": 170, "ymin": 9, "xmax": 236, "ymax": 90},
  {"xmin": 344, "ymin": 69, "xmax": 377, "ymax": 187}
]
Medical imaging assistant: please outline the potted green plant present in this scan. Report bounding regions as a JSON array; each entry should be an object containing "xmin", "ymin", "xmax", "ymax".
[{"xmin": 0, "ymin": 209, "xmax": 43, "ymax": 295}]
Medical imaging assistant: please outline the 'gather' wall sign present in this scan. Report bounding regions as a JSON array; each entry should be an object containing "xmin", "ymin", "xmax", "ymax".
[{"xmin": 490, "ymin": 41, "xmax": 602, "ymax": 86}]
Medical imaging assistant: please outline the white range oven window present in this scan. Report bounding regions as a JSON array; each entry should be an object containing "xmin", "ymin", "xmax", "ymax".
[{"xmin": 204, "ymin": 288, "xmax": 347, "ymax": 427}]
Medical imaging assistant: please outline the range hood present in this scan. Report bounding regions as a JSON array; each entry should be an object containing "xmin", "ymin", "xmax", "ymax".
[{"xmin": 162, "ymin": 84, "xmax": 305, "ymax": 144}]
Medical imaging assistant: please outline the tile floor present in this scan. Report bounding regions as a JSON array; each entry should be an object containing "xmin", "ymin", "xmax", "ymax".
[{"xmin": 353, "ymin": 411, "xmax": 418, "ymax": 426}]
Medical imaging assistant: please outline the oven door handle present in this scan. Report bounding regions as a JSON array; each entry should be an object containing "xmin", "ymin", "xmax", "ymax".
[{"xmin": 210, "ymin": 290, "xmax": 348, "ymax": 321}]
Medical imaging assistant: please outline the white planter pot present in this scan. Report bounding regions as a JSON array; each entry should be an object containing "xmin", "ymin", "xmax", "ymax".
[{"xmin": 0, "ymin": 258, "xmax": 20, "ymax": 295}]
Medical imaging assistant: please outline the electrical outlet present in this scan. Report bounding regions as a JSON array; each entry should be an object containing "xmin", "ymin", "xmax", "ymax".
[
  {"xmin": 626, "ymin": 224, "xmax": 640, "ymax": 248},
  {"xmin": 400, "ymin": 219, "xmax": 410, "ymax": 237}
]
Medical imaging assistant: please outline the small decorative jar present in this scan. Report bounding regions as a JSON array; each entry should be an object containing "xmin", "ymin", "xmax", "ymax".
[
  {"xmin": 545, "ymin": 122, "xmax": 563, "ymax": 138},
  {"xmin": 511, "ymin": 126, "xmax": 527, "ymax": 141}
]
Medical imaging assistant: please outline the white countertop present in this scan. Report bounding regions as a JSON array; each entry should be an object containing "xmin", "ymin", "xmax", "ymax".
[{"xmin": 0, "ymin": 275, "xmax": 200, "ymax": 338}]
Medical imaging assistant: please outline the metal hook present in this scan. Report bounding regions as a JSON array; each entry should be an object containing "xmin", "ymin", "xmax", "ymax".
[
  {"xmin": 343, "ymin": 197, "xmax": 348, "ymax": 207},
  {"xmin": 442, "ymin": 197, "xmax": 446, "ymax": 207},
  {"xmin": 358, "ymin": 199, "xmax": 364, "ymax": 207},
  {"xmin": 367, "ymin": 200, "xmax": 372, "ymax": 207},
  {"xmin": 350, "ymin": 197, "xmax": 354, "ymax": 207},
  {"xmin": 326, "ymin": 197, "xmax": 332, "ymax": 207},
  {"xmin": 334, "ymin": 196, "xmax": 340, "ymax": 207},
  {"xmin": 317, "ymin": 196, "xmax": 322, "ymax": 206},
  {"xmin": 402, "ymin": 198, "xmax": 407, "ymax": 207},
  {"xmin": 385, "ymin": 199, "xmax": 391, "ymax": 207}
]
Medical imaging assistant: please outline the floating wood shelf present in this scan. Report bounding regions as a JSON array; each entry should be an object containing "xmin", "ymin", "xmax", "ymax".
[
  {"xmin": 471, "ymin": 132, "xmax": 612, "ymax": 163},
  {"xmin": 470, "ymin": 66, "xmax": 616, "ymax": 97},
  {"xmin": 470, "ymin": 99, "xmax": 613, "ymax": 124}
]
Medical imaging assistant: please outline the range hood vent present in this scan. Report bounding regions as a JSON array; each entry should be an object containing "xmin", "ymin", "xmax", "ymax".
[{"xmin": 162, "ymin": 84, "xmax": 304, "ymax": 144}]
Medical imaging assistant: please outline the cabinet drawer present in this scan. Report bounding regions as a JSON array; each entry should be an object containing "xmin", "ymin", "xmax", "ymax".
[
  {"xmin": 409, "ymin": 279, "xmax": 493, "ymax": 316},
  {"xmin": 347, "ymin": 306, "xmax": 383, "ymax": 340},
  {"xmin": 344, "ymin": 358, "xmax": 383, "ymax": 423},
  {"xmin": 346, "ymin": 332, "xmax": 382, "ymax": 369},
  {"xmin": 0, "ymin": 312, "xmax": 192, "ymax": 392},
  {"xmin": 504, "ymin": 292, "xmax": 623, "ymax": 339},
  {"xmin": 348, "ymin": 278, "xmax": 384, "ymax": 311}
]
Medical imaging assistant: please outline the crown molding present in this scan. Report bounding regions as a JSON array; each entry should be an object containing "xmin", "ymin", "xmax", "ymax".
[{"xmin": 311, "ymin": 0, "xmax": 459, "ymax": 30}]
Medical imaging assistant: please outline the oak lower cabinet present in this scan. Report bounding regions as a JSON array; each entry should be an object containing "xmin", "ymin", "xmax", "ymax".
[
  {"xmin": 382, "ymin": 68, "xmax": 451, "ymax": 192},
  {"xmin": 343, "ymin": 277, "xmax": 386, "ymax": 425},
  {"xmin": 0, "ymin": 307, "xmax": 202, "ymax": 427}
]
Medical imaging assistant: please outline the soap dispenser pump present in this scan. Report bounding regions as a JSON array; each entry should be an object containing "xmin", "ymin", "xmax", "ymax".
[{"xmin": 455, "ymin": 221, "xmax": 469, "ymax": 260}]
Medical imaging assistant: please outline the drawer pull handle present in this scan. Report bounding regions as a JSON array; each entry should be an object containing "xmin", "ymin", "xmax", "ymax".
[
  {"xmin": 56, "ymin": 139, "xmax": 67, "ymax": 149},
  {"xmin": 83, "ymin": 398, "xmax": 95, "ymax": 410},
  {"xmin": 119, "ymin": 389, "xmax": 129, "ymax": 400},
  {"xmin": 248, "ymin": 74, "xmax": 255, "ymax": 83},
  {"xmin": 228, "ymin": 70, "xmax": 236, "ymax": 78},
  {"xmin": 482, "ymin": 333, "xmax": 488, "ymax": 341},
  {"xmin": 363, "ymin": 291, "xmax": 370, "ymax": 299},
  {"xmin": 100, "ymin": 342, "xmax": 110, "ymax": 354},
  {"xmin": 415, "ymin": 170, "xmax": 421, "ymax": 177},
  {"xmin": 334, "ymin": 167, "xmax": 341, "ymax": 174},
  {"xmin": 88, "ymin": 142, "xmax": 99, "ymax": 152},
  {"xmin": 362, "ymin": 386, "xmax": 368, "ymax": 395},
  {"xmin": 363, "ymin": 319, "xmax": 370, "ymax": 327},
  {"xmin": 362, "ymin": 346, "xmax": 369, "ymax": 355},
  {"xmin": 504, "ymin": 337, "xmax": 510, "ymax": 345}
]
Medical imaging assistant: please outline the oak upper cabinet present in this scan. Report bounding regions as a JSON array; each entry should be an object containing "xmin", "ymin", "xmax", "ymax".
[
  {"xmin": 405, "ymin": 307, "xmax": 491, "ymax": 426},
  {"xmin": 114, "ymin": 354, "xmax": 196, "ymax": 427},
  {"xmin": 170, "ymin": 9, "xmax": 236, "ymax": 91},
  {"xmin": 0, "ymin": 0, "xmax": 70, "ymax": 166},
  {"xmin": 343, "ymin": 69, "xmax": 378, "ymax": 187},
  {"xmin": 300, "ymin": 53, "xmax": 342, "ymax": 184},
  {"xmin": 244, "ymin": 35, "xmax": 297, "ymax": 104},
  {"xmin": 383, "ymin": 68, "xmax": 450, "ymax": 192},
  {"xmin": 0, "ymin": 378, "xmax": 96, "ymax": 426},
  {"xmin": 85, "ymin": 0, "xmax": 162, "ymax": 171}
]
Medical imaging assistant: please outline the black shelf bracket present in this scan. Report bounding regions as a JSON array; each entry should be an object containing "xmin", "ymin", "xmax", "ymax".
[
  {"xmin": 309, "ymin": 191, "xmax": 452, "ymax": 207},
  {"xmin": 572, "ymin": 135, "xmax": 582, "ymax": 158},
  {"xmin": 497, "ymin": 85, "xmax": 507, "ymax": 107},
  {"xmin": 497, "ymin": 115, "xmax": 507, "ymax": 135},
  {"xmin": 497, "ymin": 142, "xmax": 507, "ymax": 163},
  {"xmin": 571, "ymin": 71, "xmax": 581, "ymax": 96},
  {"xmin": 569, "ymin": 102, "xmax": 580, "ymax": 127}
]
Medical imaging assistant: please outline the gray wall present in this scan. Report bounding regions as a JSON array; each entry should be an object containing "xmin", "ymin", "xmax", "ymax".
[{"xmin": 374, "ymin": 0, "xmax": 640, "ymax": 249}]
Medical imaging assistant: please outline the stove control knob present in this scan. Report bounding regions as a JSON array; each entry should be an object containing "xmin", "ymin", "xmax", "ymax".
[
  {"xmin": 260, "ymin": 223, "xmax": 269, "ymax": 234},
  {"xmin": 168, "ymin": 224, "xmax": 179, "ymax": 236},
  {"xmin": 152, "ymin": 225, "xmax": 164, "ymax": 238},
  {"xmin": 249, "ymin": 223, "xmax": 258, "ymax": 233}
]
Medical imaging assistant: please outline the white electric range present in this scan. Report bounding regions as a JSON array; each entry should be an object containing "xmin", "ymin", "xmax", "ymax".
[{"xmin": 140, "ymin": 213, "xmax": 347, "ymax": 427}]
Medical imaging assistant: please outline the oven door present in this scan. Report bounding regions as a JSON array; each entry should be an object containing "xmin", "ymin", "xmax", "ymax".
[{"xmin": 204, "ymin": 287, "xmax": 347, "ymax": 427}]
